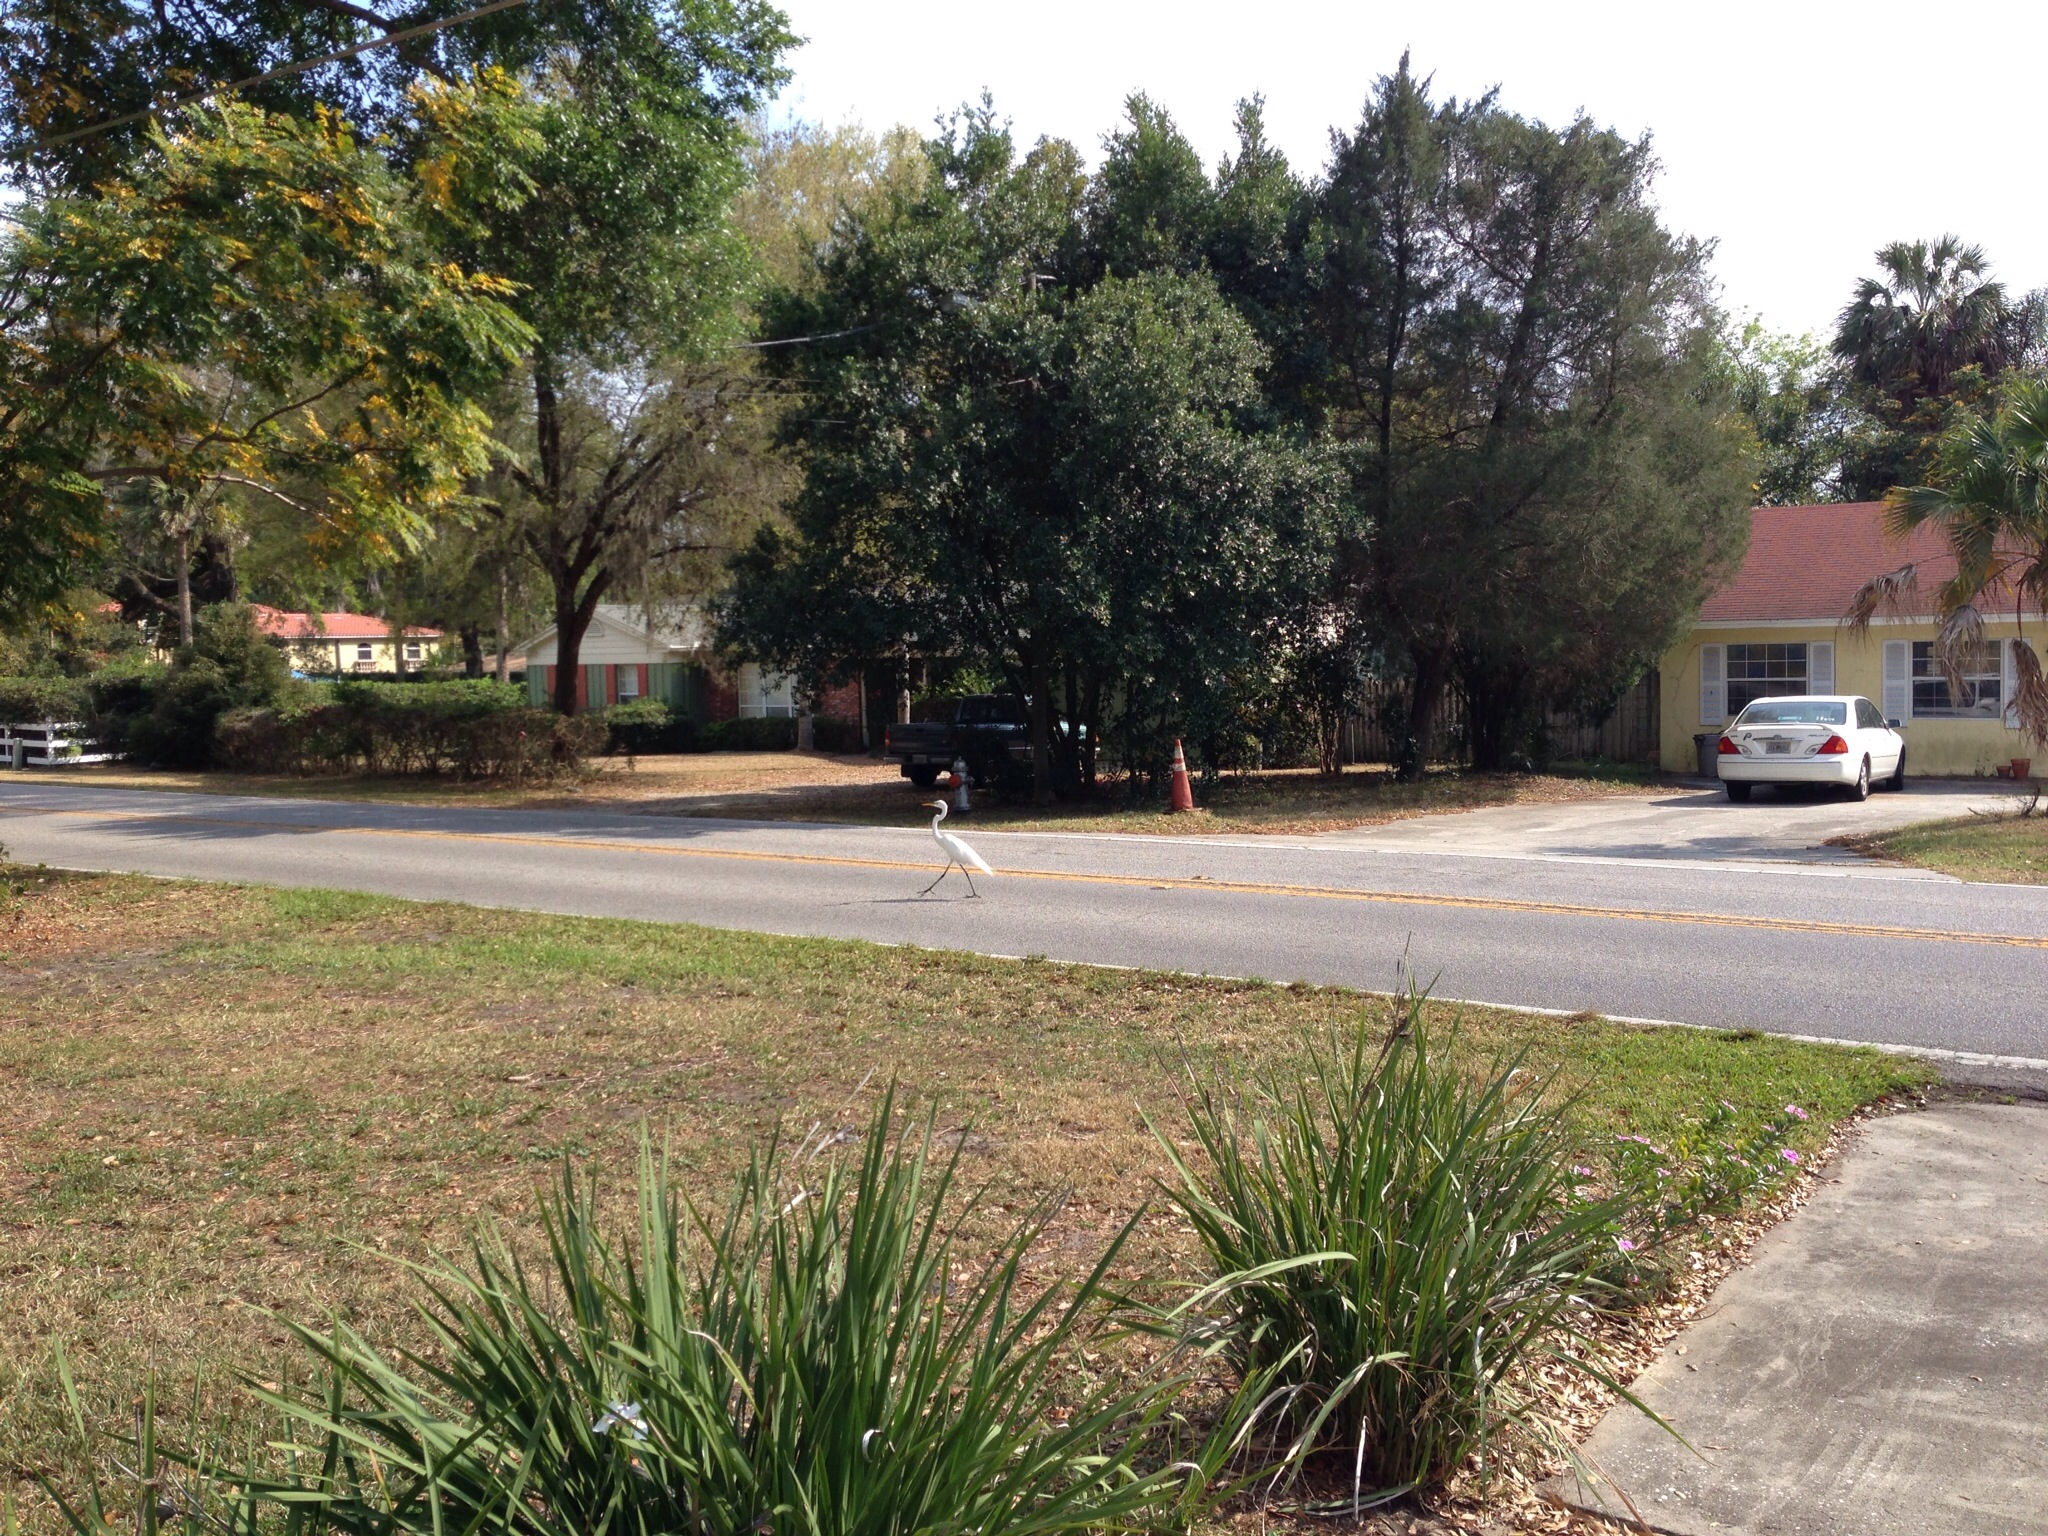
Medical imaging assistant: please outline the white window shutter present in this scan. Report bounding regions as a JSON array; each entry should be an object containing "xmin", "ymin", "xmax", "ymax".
[
  {"xmin": 1699, "ymin": 644, "xmax": 1725, "ymax": 725},
  {"xmin": 1809, "ymin": 641, "xmax": 1835, "ymax": 695},
  {"xmin": 1882, "ymin": 640, "xmax": 1911, "ymax": 723}
]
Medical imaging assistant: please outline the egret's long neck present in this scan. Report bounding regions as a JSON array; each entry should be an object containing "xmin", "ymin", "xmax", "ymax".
[{"xmin": 931, "ymin": 802, "xmax": 948, "ymax": 830}]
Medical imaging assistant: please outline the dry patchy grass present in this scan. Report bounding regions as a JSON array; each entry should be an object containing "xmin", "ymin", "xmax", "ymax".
[
  {"xmin": 53, "ymin": 755, "xmax": 1663, "ymax": 837},
  {"xmin": 1837, "ymin": 805, "xmax": 2048, "ymax": 883},
  {"xmin": 0, "ymin": 868, "xmax": 1927, "ymax": 1530}
]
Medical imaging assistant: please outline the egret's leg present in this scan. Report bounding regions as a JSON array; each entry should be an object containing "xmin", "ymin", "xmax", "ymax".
[
  {"xmin": 919, "ymin": 861, "xmax": 953, "ymax": 896},
  {"xmin": 962, "ymin": 868, "xmax": 980, "ymax": 898}
]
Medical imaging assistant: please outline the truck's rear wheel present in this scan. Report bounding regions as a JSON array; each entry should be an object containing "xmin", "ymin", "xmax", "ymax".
[{"xmin": 909, "ymin": 766, "xmax": 940, "ymax": 789}]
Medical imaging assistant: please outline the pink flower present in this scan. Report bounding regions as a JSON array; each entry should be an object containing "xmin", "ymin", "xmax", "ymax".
[
  {"xmin": 1780, "ymin": 1148, "xmax": 1800, "ymax": 1164},
  {"xmin": 1784, "ymin": 1104, "xmax": 1808, "ymax": 1121},
  {"xmin": 1615, "ymin": 1238, "xmax": 1636, "ymax": 1253}
]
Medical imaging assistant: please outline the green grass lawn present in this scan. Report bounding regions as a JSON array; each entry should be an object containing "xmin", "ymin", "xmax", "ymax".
[
  {"xmin": 1842, "ymin": 808, "xmax": 2048, "ymax": 883},
  {"xmin": 0, "ymin": 867, "xmax": 1929, "ymax": 1528}
]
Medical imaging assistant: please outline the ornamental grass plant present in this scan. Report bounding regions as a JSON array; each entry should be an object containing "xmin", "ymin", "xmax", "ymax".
[
  {"xmin": 1156, "ymin": 994, "xmax": 1642, "ymax": 1512},
  {"xmin": 44, "ymin": 1091, "xmax": 1196, "ymax": 1536}
]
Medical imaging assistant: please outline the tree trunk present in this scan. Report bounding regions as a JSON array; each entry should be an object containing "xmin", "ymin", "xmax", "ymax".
[
  {"xmin": 1057, "ymin": 665, "xmax": 1083, "ymax": 791},
  {"xmin": 1080, "ymin": 672, "xmax": 1102, "ymax": 789},
  {"xmin": 175, "ymin": 527, "xmax": 193, "ymax": 648},
  {"xmin": 1318, "ymin": 694, "xmax": 1343, "ymax": 777},
  {"xmin": 460, "ymin": 624, "xmax": 484, "ymax": 677},
  {"xmin": 1398, "ymin": 643, "xmax": 1453, "ymax": 782},
  {"xmin": 1461, "ymin": 649, "xmax": 1534, "ymax": 773},
  {"xmin": 550, "ymin": 588, "xmax": 591, "ymax": 715},
  {"xmin": 493, "ymin": 566, "xmax": 510, "ymax": 684},
  {"xmin": 1027, "ymin": 654, "xmax": 1054, "ymax": 806}
]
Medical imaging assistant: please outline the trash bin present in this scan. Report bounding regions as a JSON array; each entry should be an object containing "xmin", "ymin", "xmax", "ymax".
[{"xmin": 1694, "ymin": 732, "xmax": 1719, "ymax": 780}]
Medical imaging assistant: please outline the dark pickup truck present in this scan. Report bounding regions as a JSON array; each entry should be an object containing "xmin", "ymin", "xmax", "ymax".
[{"xmin": 882, "ymin": 694, "xmax": 1031, "ymax": 787}]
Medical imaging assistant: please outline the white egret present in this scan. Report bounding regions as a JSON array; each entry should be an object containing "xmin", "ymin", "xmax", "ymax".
[{"xmin": 920, "ymin": 798, "xmax": 993, "ymax": 897}]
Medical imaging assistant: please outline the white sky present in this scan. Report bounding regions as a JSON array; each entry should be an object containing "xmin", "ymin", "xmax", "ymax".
[{"xmin": 774, "ymin": 0, "xmax": 2048, "ymax": 341}]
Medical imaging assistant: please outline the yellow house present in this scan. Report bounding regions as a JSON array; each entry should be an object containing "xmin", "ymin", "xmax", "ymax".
[
  {"xmin": 252, "ymin": 606, "xmax": 443, "ymax": 676},
  {"xmin": 1659, "ymin": 503, "xmax": 2040, "ymax": 779}
]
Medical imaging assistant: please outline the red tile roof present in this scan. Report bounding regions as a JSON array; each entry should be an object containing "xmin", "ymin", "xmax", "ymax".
[
  {"xmin": 251, "ymin": 605, "xmax": 441, "ymax": 641},
  {"xmin": 1698, "ymin": 502, "xmax": 2026, "ymax": 623}
]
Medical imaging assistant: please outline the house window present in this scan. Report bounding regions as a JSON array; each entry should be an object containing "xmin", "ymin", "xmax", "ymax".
[
  {"xmin": 1911, "ymin": 640, "xmax": 2003, "ymax": 718},
  {"xmin": 354, "ymin": 641, "xmax": 375, "ymax": 672},
  {"xmin": 1724, "ymin": 643, "xmax": 1807, "ymax": 715},
  {"xmin": 737, "ymin": 662, "xmax": 795, "ymax": 718},
  {"xmin": 403, "ymin": 641, "xmax": 422, "ymax": 663},
  {"xmin": 617, "ymin": 666, "xmax": 639, "ymax": 699}
]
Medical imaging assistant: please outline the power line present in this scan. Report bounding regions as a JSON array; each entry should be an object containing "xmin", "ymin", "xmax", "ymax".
[
  {"xmin": 25, "ymin": 0, "xmax": 533, "ymax": 154},
  {"xmin": 727, "ymin": 320, "xmax": 889, "ymax": 350}
]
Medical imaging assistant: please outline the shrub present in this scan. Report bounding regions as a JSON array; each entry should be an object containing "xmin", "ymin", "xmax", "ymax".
[
  {"xmin": 1157, "ymin": 995, "xmax": 1636, "ymax": 1509},
  {"xmin": 701, "ymin": 714, "xmax": 797, "ymax": 751},
  {"xmin": 603, "ymin": 697, "xmax": 698, "ymax": 755},
  {"xmin": 0, "ymin": 674, "xmax": 89, "ymax": 722},
  {"xmin": 154, "ymin": 1093, "xmax": 1194, "ymax": 1536},
  {"xmin": 213, "ymin": 681, "xmax": 601, "ymax": 779},
  {"xmin": 810, "ymin": 713, "xmax": 866, "ymax": 753},
  {"xmin": 81, "ymin": 654, "xmax": 167, "ymax": 747},
  {"xmin": 126, "ymin": 604, "xmax": 291, "ymax": 766}
]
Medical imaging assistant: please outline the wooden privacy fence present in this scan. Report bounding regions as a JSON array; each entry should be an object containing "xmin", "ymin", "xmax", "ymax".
[{"xmin": 1337, "ymin": 671, "xmax": 1660, "ymax": 768}]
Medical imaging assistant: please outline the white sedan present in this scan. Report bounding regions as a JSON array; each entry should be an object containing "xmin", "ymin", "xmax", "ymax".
[{"xmin": 1716, "ymin": 695, "xmax": 1906, "ymax": 802}]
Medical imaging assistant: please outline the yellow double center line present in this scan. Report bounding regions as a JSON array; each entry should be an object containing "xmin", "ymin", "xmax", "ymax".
[{"xmin": 8, "ymin": 801, "xmax": 2046, "ymax": 951}]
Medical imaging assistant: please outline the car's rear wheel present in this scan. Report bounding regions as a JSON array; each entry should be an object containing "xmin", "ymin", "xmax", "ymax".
[
  {"xmin": 1888, "ymin": 749, "xmax": 1907, "ymax": 791},
  {"xmin": 1848, "ymin": 756, "xmax": 1871, "ymax": 801},
  {"xmin": 1726, "ymin": 781, "xmax": 1752, "ymax": 802}
]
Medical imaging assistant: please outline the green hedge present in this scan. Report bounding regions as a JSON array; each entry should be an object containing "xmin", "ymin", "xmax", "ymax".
[
  {"xmin": 0, "ymin": 675, "xmax": 89, "ymax": 723},
  {"xmin": 603, "ymin": 699, "xmax": 699, "ymax": 755},
  {"xmin": 602, "ymin": 706, "xmax": 872, "ymax": 756},
  {"xmin": 700, "ymin": 715, "xmax": 797, "ymax": 751},
  {"xmin": 810, "ymin": 714, "xmax": 866, "ymax": 753},
  {"xmin": 216, "ymin": 682, "xmax": 603, "ymax": 779}
]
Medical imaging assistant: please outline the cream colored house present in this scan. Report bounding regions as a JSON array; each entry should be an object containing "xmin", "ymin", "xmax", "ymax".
[
  {"xmin": 521, "ymin": 605, "xmax": 714, "ymax": 714},
  {"xmin": 520, "ymin": 604, "xmax": 850, "ymax": 725},
  {"xmin": 252, "ymin": 606, "xmax": 441, "ymax": 675},
  {"xmin": 1659, "ymin": 503, "xmax": 2039, "ymax": 778}
]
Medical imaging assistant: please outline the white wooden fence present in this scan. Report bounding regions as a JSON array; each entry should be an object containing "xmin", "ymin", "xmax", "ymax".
[{"xmin": 0, "ymin": 721, "xmax": 116, "ymax": 767}]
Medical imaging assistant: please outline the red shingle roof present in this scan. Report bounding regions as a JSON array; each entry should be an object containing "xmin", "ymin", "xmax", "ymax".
[
  {"xmin": 251, "ymin": 605, "xmax": 441, "ymax": 641},
  {"xmin": 1698, "ymin": 502, "xmax": 2013, "ymax": 623}
]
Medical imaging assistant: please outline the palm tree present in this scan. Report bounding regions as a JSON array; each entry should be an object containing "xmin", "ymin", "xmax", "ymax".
[
  {"xmin": 1851, "ymin": 379, "xmax": 2048, "ymax": 737},
  {"xmin": 1833, "ymin": 237, "xmax": 2016, "ymax": 416}
]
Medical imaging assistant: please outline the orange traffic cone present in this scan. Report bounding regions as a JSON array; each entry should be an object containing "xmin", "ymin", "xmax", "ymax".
[{"xmin": 1168, "ymin": 738, "xmax": 1195, "ymax": 812}]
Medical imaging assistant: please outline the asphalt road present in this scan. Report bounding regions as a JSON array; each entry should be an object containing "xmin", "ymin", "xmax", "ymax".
[{"xmin": 4, "ymin": 780, "xmax": 2046, "ymax": 1062}]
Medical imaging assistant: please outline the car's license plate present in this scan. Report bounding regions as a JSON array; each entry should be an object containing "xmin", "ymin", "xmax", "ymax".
[{"xmin": 1766, "ymin": 740, "xmax": 1792, "ymax": 755}]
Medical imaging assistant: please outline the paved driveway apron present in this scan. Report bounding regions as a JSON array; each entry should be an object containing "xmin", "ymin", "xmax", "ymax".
[
  {"xmin": 1556, "ymin": 1102, "xmax": 2048, "ymax": 1535},
  {"xmin": 1315, "ymin": 781, "xmax": 2021, "ymax": 864}
]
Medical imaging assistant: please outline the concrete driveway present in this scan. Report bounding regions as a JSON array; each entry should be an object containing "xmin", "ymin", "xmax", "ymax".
[
  {"xmin": 1556, "ymin": 1100, "xmax": 2048, "ymax": 1534},
  {"xmin": 1315, "ymin": 779, "xmax": 2024, "ymax": 867}
]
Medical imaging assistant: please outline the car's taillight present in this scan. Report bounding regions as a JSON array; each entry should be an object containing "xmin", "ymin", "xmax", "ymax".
[
  {"xmin": 1717, "ymin": 735, "xmax": 1738, "ymax": 755},
  {"xmin": 1817, "ymin": 734, "xmax": 1848, "ymax": 755}
]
